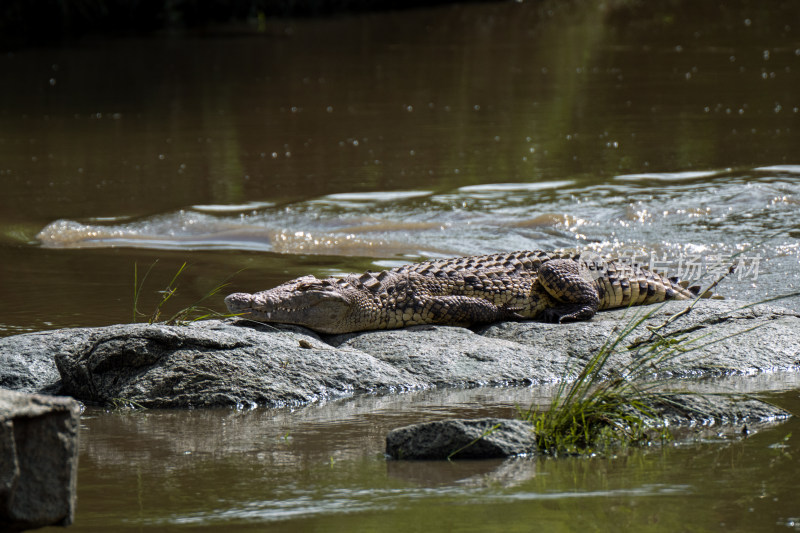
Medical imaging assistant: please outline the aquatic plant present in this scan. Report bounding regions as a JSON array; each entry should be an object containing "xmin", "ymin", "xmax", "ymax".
[
  {"xmin": 132, "ymin": 260, "xmax": 237, "ymax": 325},
  {"xmin": 519, "ymin": 304, "xmax": 682, "ymax": 456},
  {"xmin": 107, "ymin": 397, "xmax": 147, "ymax": 410},
  {"xmin": 520, "ymin": 266, "xmax": 798, "ymax": 456}
]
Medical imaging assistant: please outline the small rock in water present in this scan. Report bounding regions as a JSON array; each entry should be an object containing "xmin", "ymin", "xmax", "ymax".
[{"xmin": 386, "ymin": 418, "xmax": 537, "ymax": 460}]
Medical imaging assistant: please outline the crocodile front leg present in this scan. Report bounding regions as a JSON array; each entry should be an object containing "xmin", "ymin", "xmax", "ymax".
[
  {"xmin": 537, "ymin": 259, "xmax": 600, "ymax": 323},
  {"xmin": 418, "ymin": 295, "xmax": 521, "ymax": 327}
]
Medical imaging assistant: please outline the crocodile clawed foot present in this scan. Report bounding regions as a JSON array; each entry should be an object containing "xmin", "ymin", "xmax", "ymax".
[
  {"xmin": 542, "ymin": 305, "xmax": 596, "ymax": 324},
  {"xmin": 542, "ymin": 308, "xmax": 566, "ymax": 323},
  {"xmin": 500, "ymin": 304, "xmax": 526, "ymax": 321}
]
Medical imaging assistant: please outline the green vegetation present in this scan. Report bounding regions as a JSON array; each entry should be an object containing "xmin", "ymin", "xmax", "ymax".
[
  {"xmin": 107, "ymin": 397, "xmax": 147, "ymax": 410},
  {"xmin": 518, "ymin": 285, "xmax": 800, "ymax": 456},
  {"xmin": 132, "ymin": 260, "xmax": 237, "ymax": 325},
  {"xmin": 520, "ymin": 264, "xmax": 737, "ymax": 456},
  {"xmin": 519, "ymin": 235, "xmax": 800, "ymax": 457},
  {"xmin": 519, "ymin": 304, "xmax": 682, "ymax": 456}
]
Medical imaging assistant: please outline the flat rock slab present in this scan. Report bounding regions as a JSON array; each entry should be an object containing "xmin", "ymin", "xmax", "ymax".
[
  {"xmin": 0, "ymin": 300, "xmax": 799, "ymax": 407},
  {"xmin": 0, "ymin": 389, "xmax": 80, "ymax": 531},
  {"xmin": 480, "ymin": 301, "xmax": 800, "ymax": 378},
  {"xmin": 385, "ymin": 395, "xmax": 791, "ymax": 460}
]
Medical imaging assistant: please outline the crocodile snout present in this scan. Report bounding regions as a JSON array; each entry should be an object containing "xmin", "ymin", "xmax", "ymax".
[{"xmin": 224, "ymin": 292, "xmax": 253, "ymax": 314}]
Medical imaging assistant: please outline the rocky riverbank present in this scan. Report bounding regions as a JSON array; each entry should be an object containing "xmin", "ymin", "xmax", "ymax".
[{"xmin": 0, "ymin": 300, "xmax": 798, "ymax": 408}]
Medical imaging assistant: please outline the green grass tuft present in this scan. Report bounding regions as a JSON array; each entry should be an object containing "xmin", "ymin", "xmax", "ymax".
[
  {"xmin": 132, "ymin": 260, "xmax": 240, "ymax": 325},
  {"xmin": 520, "ymin": 261, "xmax": 799, "ymax": 457},
  {"xmin": 107, "ymin": 397, "xmax": 147, "ymax": 410},
  {"xmin": 520, "ymin": 304, "xmax": 675, "ymax": 456}
]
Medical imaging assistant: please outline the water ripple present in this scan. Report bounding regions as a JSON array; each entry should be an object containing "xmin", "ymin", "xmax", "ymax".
[{"xmin": 34, "ymin": 168, "xmax": 800, "ymax": 306}]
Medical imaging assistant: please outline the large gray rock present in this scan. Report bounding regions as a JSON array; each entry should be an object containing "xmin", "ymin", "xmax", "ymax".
[
  {"xmin": 480, "ymin": 301, "xmax": 800, "ymax": 378},
  {"xmin": 0, "ymin": 300, "xmax": 798, "ymax": 407},
  {"xmin": 0, "ymin": 389, "xmax": 80, "ymax": 531},
  {"xmin": 53, "ymin": 322, "xmax": 422, "ymax": 408},
  {"xmin": 0, "ymin": 329, "xmax": 72, "ymax": 394},
  {"xmin": 330, "ymin": 325, "xmax": 569, "ymax": 385}
]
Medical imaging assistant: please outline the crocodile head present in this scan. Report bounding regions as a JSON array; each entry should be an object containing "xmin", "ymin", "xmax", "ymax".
[{"xmin": 224, "ymin": 275, "xmax": 358, "ymax": 334}]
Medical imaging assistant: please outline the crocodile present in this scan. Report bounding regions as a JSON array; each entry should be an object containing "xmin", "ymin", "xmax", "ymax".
[{"xmin": 224, "ymin": 250, "xmax": 704, "ymax": 334}]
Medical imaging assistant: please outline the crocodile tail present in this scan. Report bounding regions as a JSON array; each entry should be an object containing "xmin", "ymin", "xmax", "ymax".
[
  {"xmin": 675, "ymin": 279, "xmax": 718, "ymax": 299},
  {"xmin": 686, "ymin": 283, "xmax": 718, "ymax": 299}
]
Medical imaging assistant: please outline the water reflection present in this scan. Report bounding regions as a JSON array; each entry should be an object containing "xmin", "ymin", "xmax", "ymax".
[
  {"xmin": 3, "ymin": 1, "xmax": 800, "ymax": 227},
  {"xmin": 386, "ymin": 457, "xmax": 537, "ymax": 488},
  {"xmin": 66, "ymin": 384, "xmax": 799, "ymax": 531}
]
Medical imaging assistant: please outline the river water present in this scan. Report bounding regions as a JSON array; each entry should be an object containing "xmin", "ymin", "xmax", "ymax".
[{"xmin": 2, "ymin": 0, "xmax": 799, "ymax": 531}]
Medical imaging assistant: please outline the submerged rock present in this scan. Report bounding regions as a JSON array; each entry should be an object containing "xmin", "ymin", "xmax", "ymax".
[
  {"xmin": 0, "ymin": 389, "xmax": 80, "ymax": 530},
  {"xmin": 0, "ymin": 300, "xmax": 798, "ymax": 407},
  {"xmin": 645, "ymin": 394, "xmax": 791, "ymax": 427},
  {"xmin": 385, "ymin": 395, "xmax": 791, "ymax": 460}
]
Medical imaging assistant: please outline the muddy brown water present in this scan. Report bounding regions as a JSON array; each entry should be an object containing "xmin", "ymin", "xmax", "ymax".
[{"xmin": 1, "ymin": 1, "xmax": 799, "ymax": 530}]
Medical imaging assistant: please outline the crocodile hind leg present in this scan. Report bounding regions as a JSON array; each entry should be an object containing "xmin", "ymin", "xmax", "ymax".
[{"xmin": 537, "ymin": 259, "xmax": 600, "ymax": 323}]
